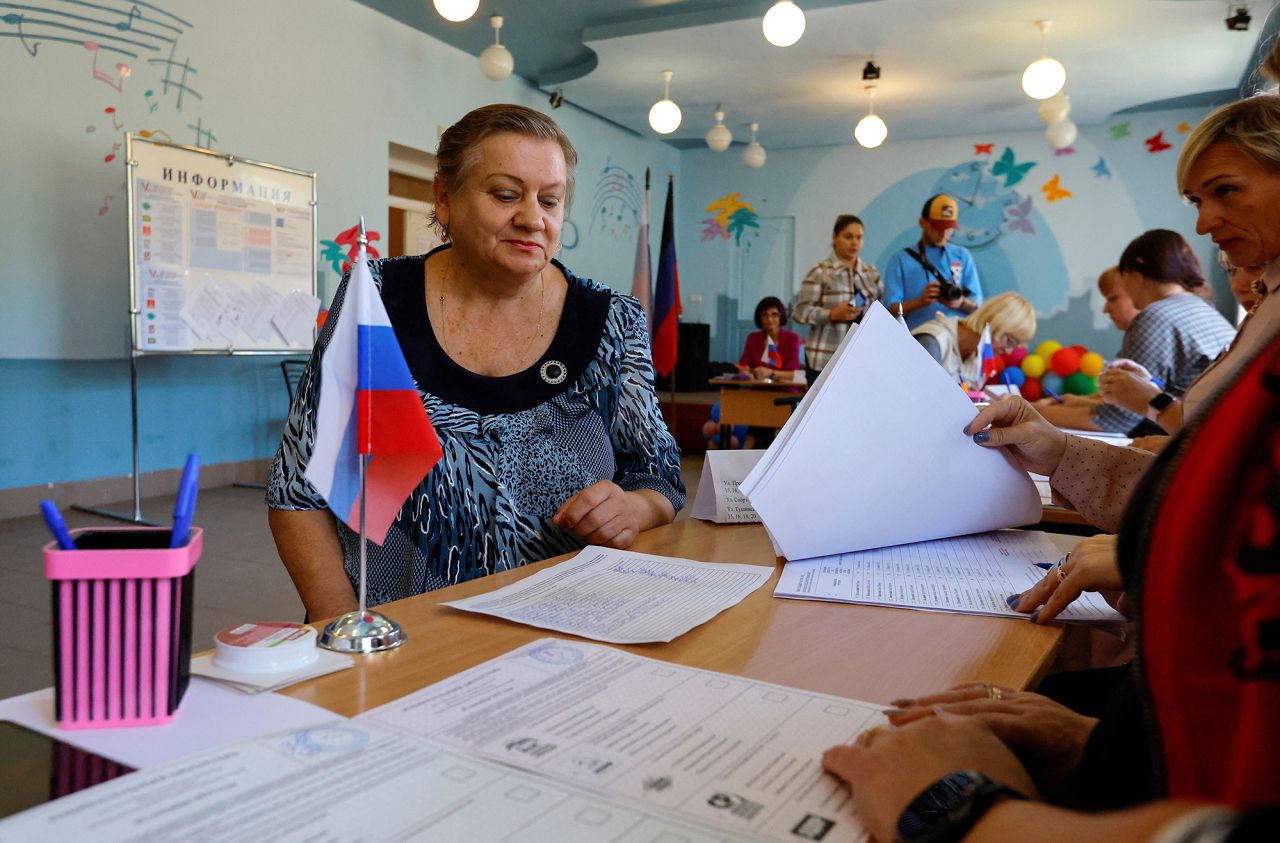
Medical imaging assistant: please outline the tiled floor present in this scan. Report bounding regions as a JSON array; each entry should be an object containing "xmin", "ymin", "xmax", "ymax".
[{"xmin": 0, "ymin": 456, "xmax": 704, "ymax": 700}]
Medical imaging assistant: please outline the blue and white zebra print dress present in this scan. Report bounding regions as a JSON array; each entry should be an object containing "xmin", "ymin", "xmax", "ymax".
[{"xmin": 267, "ymin": 249, "xmax": 685, "ymax": 605}]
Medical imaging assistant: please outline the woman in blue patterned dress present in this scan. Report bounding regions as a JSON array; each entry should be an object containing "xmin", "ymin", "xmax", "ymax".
[{"xmin": 267, "ymin": 104, "xmax": 684, "ymax": 620}]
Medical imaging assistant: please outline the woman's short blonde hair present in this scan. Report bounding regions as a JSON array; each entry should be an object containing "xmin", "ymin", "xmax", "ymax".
[
  {"xmin": 1176, "ymin": 94, "xmax": 1280, "ymax": 192},
  {"xmin": 961, "ymin": 291, "xmax": 1037, "ymax": 344},
  {"xmin": 430, "ymin": 103, "xmax": 579, "ymax": 239}
]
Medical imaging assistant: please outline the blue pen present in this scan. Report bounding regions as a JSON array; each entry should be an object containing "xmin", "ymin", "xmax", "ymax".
[
  {"xmin": 1042, "ymin": 383, "xmax": 1065, "ymax": 404},
  {"xmin": 1034, "ymin": 561, "xmax": 1054, "ymax": 570},
  {"xmin": 1151, "ymin": 377, "xmax": 1165, "ymax": 388},
  {"xmin": 40, "ymin": 499, "xmax": 77, "ymax": 550},
  {"xmin": 169, "ymin": 453, "xmax": 200, "ymax": 549}
]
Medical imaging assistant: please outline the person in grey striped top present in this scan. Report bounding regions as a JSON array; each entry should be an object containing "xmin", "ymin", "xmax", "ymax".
[
  {"xmin": 1038, "ymin": 230, "xmax": 1235, "ymax": 434},
  {"xmin": 792, "ymin": 214, "xmax": 882, "ymax": 381}
]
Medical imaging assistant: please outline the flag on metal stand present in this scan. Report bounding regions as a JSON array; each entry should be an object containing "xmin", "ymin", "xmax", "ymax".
[
  {"xmin": 977, "ymin": 324, "xmax": 998, "ymax": 389},
  {"xmin": 631, "ymin": 168, "xmax": 653, "ymax": 333},
  {"xmin": 305, "ymin": 217, "xmax": 442, "ymax": 653},
  {"xmin": 652, "ymin": 175, "xmax": 681, "ymax": 379}
]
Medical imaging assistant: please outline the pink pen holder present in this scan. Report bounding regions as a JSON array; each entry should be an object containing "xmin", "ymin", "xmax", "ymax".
[{"xmin": 43, "ymin": 527, "xmax": 201, "ymax": 729}]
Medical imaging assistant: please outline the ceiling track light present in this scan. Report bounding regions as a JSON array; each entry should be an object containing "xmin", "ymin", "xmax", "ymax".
[
  {"xmin": 705, "ymin": 104, "xmax": 733, "ymax": 151},
  {"xmin": 479, "ymin": 15, "xmax": 513, "ymax": 81},
  {"xmin": 762, "ymin": 1, "xmax": 806, "ymax": 47},
  {"xmin": 862, "ymin": 59, "xmax": 880, "ymax": 81},
  {"xmin": 1021, "ymin": 19, "xmax": 1066, "ymax": 100},
  {"xmin": 648, "ymin": 69, "xmax": 682, "ymax": 134},
  {"xmin": 549, "ymin": 88, "xmax": 565, "ymax": 109},
  {"xmin": 1225, "ymin": 4, "xmax": 1252, "ymax": 31},
  {"xmin": 433, "ymin": 0, "xmax": 479, "ymax": 23},
  {"xmin": 854, "ymin": 84, "xmax": 887, "ymax": 148},
  {"xmin": 742, "ymin": 122, "xmax": 766, "ymax": 168}
]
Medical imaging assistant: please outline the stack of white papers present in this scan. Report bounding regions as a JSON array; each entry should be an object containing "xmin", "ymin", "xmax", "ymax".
[
  {"xmin": 443, "ymin": 546, "xmax": 772, "ymax": 643},
  {"xmin": 741, "ymin": 302, "xmax": 1041, "ymax": 562},
  {"xmin": 774, "ymin": 530, "xmax": 1124, "ymax": 625}
]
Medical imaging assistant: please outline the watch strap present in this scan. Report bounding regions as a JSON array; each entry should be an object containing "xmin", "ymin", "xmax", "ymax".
[
  {"xmin": 1147, "ymin": 391, "xmax": 1175, "ymax": 422},
  {"xmin": 895, "ymin": 770, "xmax": 1026, "ymax": 843}
]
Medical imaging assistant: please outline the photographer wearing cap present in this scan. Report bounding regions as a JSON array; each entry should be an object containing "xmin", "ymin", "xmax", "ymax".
[{"xmin": 883, "ymin": 194, "xmax": 983, "ymax": 330}]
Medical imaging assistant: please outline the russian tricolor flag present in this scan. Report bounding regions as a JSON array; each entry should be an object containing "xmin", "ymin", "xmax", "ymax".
[
  {"xmin": 305, "ymin": 246, "xmax": 442, "ymax": 544},
  {"xmin": 763, "ymin": 338, "xmax": 782, "ymax": 369},
  {"xmin": 978, "ymin": 323, "xmax": 998, "ymax": 389}
]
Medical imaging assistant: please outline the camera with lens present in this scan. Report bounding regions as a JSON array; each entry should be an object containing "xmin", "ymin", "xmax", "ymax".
[{"xmin": 936, "ymin": 278, "xmax": 972, "ymax": 303}]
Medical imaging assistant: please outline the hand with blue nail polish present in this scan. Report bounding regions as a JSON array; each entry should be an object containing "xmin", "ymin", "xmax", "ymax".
[
  {"xmin": 964, "ymin": 397, "xmax": 1069, "ymax": 477},
  {"xmin": 1011, "ymin": 534, "xmax": 1125, "ymax": 623}
]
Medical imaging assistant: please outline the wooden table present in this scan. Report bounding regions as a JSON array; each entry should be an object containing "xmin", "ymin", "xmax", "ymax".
[
  {"xmin": 709, "ymin": 376, "xmax": 808, "ymax": 444},
  {"xmin": 281, "ymin": 519, "xmax": 1066, "ymax": 718}
]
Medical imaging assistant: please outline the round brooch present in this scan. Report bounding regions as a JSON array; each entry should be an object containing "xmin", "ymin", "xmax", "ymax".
[{"xmin": 539, "ymin": 360, "xmax": 567, "ymax": 385}]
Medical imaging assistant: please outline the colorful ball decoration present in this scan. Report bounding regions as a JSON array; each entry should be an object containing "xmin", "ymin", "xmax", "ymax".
[
  {"xmin": 999, "ymin": 367, "xmax": 1026, "ymax": 387},
  {"xmin": 1021, "ymin": 378, "xmax": 1043, "ymax": 401},
  {"xmin": 1064, "ymin": 372, "xmax": 1097, "ymax": 395},
  {"xmin": 1070, "ymin": 344, "xmax": 1089, "ymax": 356},
  {"xmin": 1079, "ymin": 352, "xmax": 1105, "ymax": 377},
  {"xmin": 990, "ymin": 356, "xmax": 1007, "ymax": 375},
  {"xmin": 1041, "ymin": 372, "xmax": 1066, "ymax": 396},
  {"xmin": 1035, "ymin": 340, "xmax": 1062, "ymax": 360},
  {"xmin": 1005, "ymin": 346, "xmax": 1029, "ymax": 366},
  {"xmin": 1049, "ymin": 347, "xmax": 1081, "ymax": 377},
  {"xmin": 1021, "ymin": 354, "xmax": 1046, "ymax": 379}
]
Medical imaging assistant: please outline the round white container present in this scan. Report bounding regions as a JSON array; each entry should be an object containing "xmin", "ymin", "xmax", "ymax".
[{"xmin": 212, "ymin": 621, "xmax": 319, "ymax": 673}]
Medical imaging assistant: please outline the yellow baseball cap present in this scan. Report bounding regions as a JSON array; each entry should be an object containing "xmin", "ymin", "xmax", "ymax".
[{"xmin": 921, "ymin": 194, "xmax": 960, "ymax": 230}]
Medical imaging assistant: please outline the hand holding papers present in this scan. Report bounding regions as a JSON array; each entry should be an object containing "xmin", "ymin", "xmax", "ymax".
[
  {"xmin": 692, "ymin": 449, "xmax": 765, "ymax": 523},
  {"xmin": 774, "ymin": 530, "xmax": 1124, "ymax": 625},
  {"xmin": 742, "ymin": 302, "xmax": 1041, "ymax": 562},
  {"xmin": 443, "ymin": 546, "xmax": 771, "ymax": 643}
]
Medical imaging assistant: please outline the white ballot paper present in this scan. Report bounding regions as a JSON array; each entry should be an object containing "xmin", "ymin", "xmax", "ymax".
[
  {"xmin": 775, "ymin": 530, "xmax": 1124, "ymax": 624},
  {"xmin": 741, "ymin": 302, "xmax": 1041, "ymax": 562},
  {"xmin": 443, "ymin": 546, "xmax": 771, "ymax": 644},
  {"xmin": 361, "ymin": 639, "xmax": 880, "ymax": 842},
  {"xmin": 692, "ymin": 449, "xmax": 766, "ymax": 523},
  {"xmin": 0, "ymin": 722, "xmax": 743, "ymax": 843}
]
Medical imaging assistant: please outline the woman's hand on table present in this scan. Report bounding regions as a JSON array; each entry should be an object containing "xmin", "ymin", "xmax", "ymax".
[
  {"xmin": 884, "ymin": 684, "xmax": 1098, "ymax": 793},
  {"xmin": 965, "ymin": 397, "xmax": 1069, "ymax": 477},
  {"xmin": 750, "ymin": 365, "xmax": 775, "ymax": 379},
  {"xmin": 1010, "ymin": 534, "xmax": 1125, "ymax": 624},
  {"xmin": 822, "ymin": 713, "xmax": 1037, "ymax": 843},
  {"xmin": 553, "ymin": 482, "xmax": 674, "ymax": 549}
]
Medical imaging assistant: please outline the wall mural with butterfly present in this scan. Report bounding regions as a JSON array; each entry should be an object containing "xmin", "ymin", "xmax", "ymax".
[{"xmin": 678, "ymin": 107, "xmax": 1224, "ymax": 362}]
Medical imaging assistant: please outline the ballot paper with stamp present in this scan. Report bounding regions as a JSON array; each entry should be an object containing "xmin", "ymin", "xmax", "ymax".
[
  {"xmin": 775, "ymin": 529, "xmax": 1124, "ymax": 625},
  {"xmin": 0, "ymin": 721, "xmax": 747, "ymax": 842},
  {"xmin": 361, "ymin": 638, "xmax": 882, "ymax": 842},
  {"xmin": 692, "ymin": 449, "xmax": 765, "ymax": 523},
  {"xmin": 443, "ymin": 546, "xmax": 771, "ymax": 644}
]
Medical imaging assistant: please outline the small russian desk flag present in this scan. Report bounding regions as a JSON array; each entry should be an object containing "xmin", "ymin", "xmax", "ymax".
[
  {"xmin": 305, "ymin": 245, "xmax": 442, "ymax": 544},
  {"xmin": 978, "ymin": 324, "xmax": 998, "ymax": 389}
]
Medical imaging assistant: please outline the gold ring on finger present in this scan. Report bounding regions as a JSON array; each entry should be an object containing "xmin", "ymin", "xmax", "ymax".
[{"xmin": 985, "ymin": 683, "xmax": 1003, "ymax": 700}]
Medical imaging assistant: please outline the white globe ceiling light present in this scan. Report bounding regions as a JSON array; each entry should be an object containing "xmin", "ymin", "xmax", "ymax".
[
  {"xmin": 853, "ymin": 85, "xmax": 888, "ymax": 148},
  {"xmin": 648, "ymin": 70, "xmax": 682, "ymax": 134},
  {"xmin": 1045, "ymin": 118, "xmax": 1078, "ymax": 149},
  {"xmin": 742, "ymin": 123, "xmax": 766, "ymax": 168},
  {"xmin": 1021, "ymin": 20, "xmax": 1066, "ymax": 100},
  {"xmin": 705, "ymin": 105, "xmax": 733, "ymax": 151},
  {"xmin": 479, "ymin": 15, "xmax": 513, "ymax": 81},
  {"xmin": 762, "ymin": 1, "xmax": 806, "ymax": 47},
  {"xmin": 1037, "ymin": 92, "xmax": 1071, "ymax": 125},
  {"xmin": 433, "ymin": 0, "xmax": 478, "ymax": 23}
]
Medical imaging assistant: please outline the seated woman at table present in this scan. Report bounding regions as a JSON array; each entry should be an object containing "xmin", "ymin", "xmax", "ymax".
[
  {"xmin": 1036, "ymin": 229, "xmax": 1235, "ymax": 434},
  {"xmin": 738, "ymin": 296, "xmax": 803, "ymax": 380},
  {"xmin": 267, "ymin": 104, "xmax": 684, "ymax": 620},
  {"xmin": 911, "ymin": 291, "xmax": 1036, "ymax": 385},
  {"xmin": 1096, "ymin": 250, "xmax": 1268, "ymax": 440}
]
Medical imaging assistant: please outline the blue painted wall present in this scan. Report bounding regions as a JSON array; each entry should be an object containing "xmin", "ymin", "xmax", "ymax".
[
  {"xmin": 678, "ymin": 110, "xmax": 1231, "ymax": 362},
  {"xmin": 0, "ymin": 0, "xmax": 678, "ymax": 490}
]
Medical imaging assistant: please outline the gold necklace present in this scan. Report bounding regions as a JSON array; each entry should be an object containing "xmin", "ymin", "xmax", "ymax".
[{"xmin": 436, "ymin": 256, "xmax": 549, "ymax": 365}]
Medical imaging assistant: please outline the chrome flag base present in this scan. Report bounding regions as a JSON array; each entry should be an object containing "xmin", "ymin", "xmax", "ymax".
[{"xmin": 318, "ymin": 609, "xmax": 407, "ymax": 653}]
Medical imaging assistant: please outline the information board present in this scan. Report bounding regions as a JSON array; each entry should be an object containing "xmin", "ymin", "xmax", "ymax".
[{"xmin": 127, "ymin": 135, "xmax": 319, "ymax": 353}]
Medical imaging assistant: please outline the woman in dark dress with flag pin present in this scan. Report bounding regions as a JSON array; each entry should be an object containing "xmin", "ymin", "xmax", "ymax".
[{"xmin": 267, "ymin": 104, "xmax": 684, "ymax": 621}]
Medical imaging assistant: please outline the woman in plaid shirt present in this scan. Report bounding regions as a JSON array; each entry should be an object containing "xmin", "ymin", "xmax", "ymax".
[{"xmin": 792, "ymin": 214, "xmax": 883, "ymax": 382}]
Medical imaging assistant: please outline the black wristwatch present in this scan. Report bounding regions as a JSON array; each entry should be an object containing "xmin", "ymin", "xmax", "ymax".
[
  {"xmin": 1146, "ymin": 391, "xmax": 1175, "ymax": 422},
  {"xmin": 895, "ymin": 770, "xmax": 1027, "ymax": 843}
]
